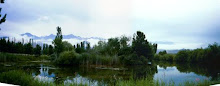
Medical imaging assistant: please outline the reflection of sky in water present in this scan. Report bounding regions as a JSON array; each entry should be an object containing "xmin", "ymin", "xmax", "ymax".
[
  {"xmin": 64, "ymin": 74, "xmax": 105, "ymax": 86},
  {"xmin": 32, "ymin": 64, "xmax": 104, "ymax": 86},
  {"xmin": 32, "ymin": 64, "xmax": 55, "ymax": 82},
  {"xmin": 32, "ymin": 64, "xmax": 212, "ymax": 85},
  {"xmin": 154, "ymin": 65, "xmax": 210, "ymax": 85}
]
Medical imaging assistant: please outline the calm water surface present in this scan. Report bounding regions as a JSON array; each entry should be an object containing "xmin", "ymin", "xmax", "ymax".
[{"xmin": 0, "ymin": 62, "xmax": 219, "ymax": 85}]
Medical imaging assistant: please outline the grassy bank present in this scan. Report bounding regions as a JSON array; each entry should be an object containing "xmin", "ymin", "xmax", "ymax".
[
  {"xmin": 0, "ymin": 70, "xmax": 86, "ymax": 86},
  {"xmin": 1, "ymin": 70, "xmax": 219, "ymax": 86},
  {"xmin": 116, "ymin": 77, "xmax": 219, "ymax": 86},
  {"xmin": 0, "ymin": 52, "xmax": 50, "ymax": 62},
  {"xmin": 54, "ymin": 51, "xmax": 121, "ymax": 66}
]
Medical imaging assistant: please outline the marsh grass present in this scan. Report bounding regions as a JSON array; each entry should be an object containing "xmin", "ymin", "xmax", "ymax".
[
  {"xmin": 0, "ymin": 70, "xmax": 219, "ymax": 86},
  {"xmin": 0, "ymin": 52, "xmax": 51, "ymax": 62},
  {"xmin": 0, "ymin": 70, "xmax": 88, "ymax": 86},
  {"xmin": 116, "ymin": 77, "xmax": 219, "ymax": 86},
  {"xmin": 0, "ymin": 52, "xmax": 36, "ymax": 62}
]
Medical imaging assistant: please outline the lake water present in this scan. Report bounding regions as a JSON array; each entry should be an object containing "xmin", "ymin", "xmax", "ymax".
[{"xmin": 0, "ymin": 61, "xmax": 219, "ymax": 85}]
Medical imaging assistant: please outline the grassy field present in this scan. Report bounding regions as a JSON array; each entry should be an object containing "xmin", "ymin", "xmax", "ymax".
[
  {"xmin": 0, "ymin": 70, "xmax": 87, "ymax": 86},
  {"xmin": 0, "ymin": 52, "xmax": 50, "ymax": 62},
  {"xmin": 116, "ymin": 77, "xmax": 219, "ymax": 86}
]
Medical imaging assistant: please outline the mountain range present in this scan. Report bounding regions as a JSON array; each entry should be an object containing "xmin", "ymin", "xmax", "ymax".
[{"xmin": 20, "ymin": 33, "xmax": 106, "ymax": 40}]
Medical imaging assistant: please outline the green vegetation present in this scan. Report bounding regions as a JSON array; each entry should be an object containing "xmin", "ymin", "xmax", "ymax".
[
  {"xmin": 154, "ymin": 43, "xmax": 220, "ymax": 65},
  {"xmin": 2, "ymin": 26, "xmax": 220, "ymax": 67},
  {"xmin": 0, "ymin": 70, "xmax": 87, "ymax": 86},
  {"xmin": 116, "ymin": 77, "xmax": 219, "ymax": 86},
  {"xmin": 132, "ymin": 31, "xmax": 157, "ymax": 61},
  {"xmin": 50, "ymin": 29, "xmax": 157, "ymax": 66},
  {"xmin": 0, "ymin": 52, "xmax": 36, "ymax": 62},
  {"xmin": 0, "ymin": 52, "xmax": 51, "ymax": 62},
  {"xmin": 0, "ymin": 69, "xmax": 219, "ymax": 86},
  {"xmin": 53, "ymin": 26, "xmax": 64, "ymax": 56},
  {"xmin": 0, "ymin": 70, "xmax": 52, "ymax": 86},
  {"xmin": 54, "ymin": 51, "xmax": 80, "ymax": 65},
  {"xmin": 154, "ymin": 54, "xmax": 176, "ymax": 62},
  {"xmin": 176, "ymin": 43, "xmax": 220, "ymax": 64},
  {"xmin": 0, "ymin": 38, "xmax": 54, "ymax": 56}
]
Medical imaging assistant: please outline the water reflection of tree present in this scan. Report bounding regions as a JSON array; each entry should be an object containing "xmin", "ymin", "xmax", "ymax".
[
  {"xmin": 176, "ymin": 63, "xmax": 220, "ymax": 81},
  {"xmin": 156, "ymin": 61, "xmax": 220, "ymax": 81},
  {"xmin": 130, "ymin": 64, "xmax": 158, "ymax": 80}
]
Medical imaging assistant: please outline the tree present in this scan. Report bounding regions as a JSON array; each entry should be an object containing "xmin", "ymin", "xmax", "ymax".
[
  {"xmin": 34, "ymin": 44, "xmax": 41, "ymax": 56},
  {"xmin": 24, "ymin": 43, "xmax": 33, "ymax": 54},
  {"xmin": 14, "ymin": 42, "xmax": 24, "ymax": 54},
  {"xmin": 48, "ymin": 45, "xmax": 54, "ymax": 55},
  {"xmin": 75, "ymin": 43, "xmax": 81, "ymax": 53},
  {"xmin": 1, "ymin": 0, "xmax": 5, "ymax": 3},
  {"xmin": 107, "ymin": 38, "xmax": 120, "ymax": 55},
  {"xmin": 120, "ymin": 35, "xmax": 130, "ymax": 48},
  {"xmin": 132, "ymin": 31, "xmax": 153, "ymax": 60},
  {"xmin": 0, "ymin": 0, "xmax": 7, "ymax": 26},
  {"xmin": 63, "ymin": 41, "xmax": 73, "ymax": 51},
  {"xmin": 159, "ymin": 50, "xmax": 167, "ymax": 55},
  {"xmin": 86, "ymin": 42, "xmax": 91, "ymax": 50},
  {"xmin": 52, "ymin": 26, "xmax": 63, "ymax": 56},
  {"xmin": 42, "ymin": 44, "xmax": 49, "ymax": 55},
  {"xmin": 80, "ymin": 41, "xmax": 85, "ymax": 49}
]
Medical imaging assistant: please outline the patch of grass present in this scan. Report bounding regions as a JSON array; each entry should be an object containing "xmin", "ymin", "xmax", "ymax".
[
  {"xmin": 0, "ymin": 52, "xmax": 51, "ymax": 62},
  {"xmin": 116, "ymin": 77, "xmax": 220, "ymax": 86},
  {"xmin": 0, "ymin": 70, "xmax": 52, "ymax": 86},
  {"xmin": 0, "ymin": 52, "xmax": 36, "ymax": 62},
  {"xmin": 0, "ymin": 70, "xmax": 88, "ymax": 86}
]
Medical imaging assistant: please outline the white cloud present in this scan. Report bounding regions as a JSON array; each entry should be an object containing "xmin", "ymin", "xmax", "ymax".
[{"xmin": 1, "ymin": 0, "xmax": 220, "ymax": 49}]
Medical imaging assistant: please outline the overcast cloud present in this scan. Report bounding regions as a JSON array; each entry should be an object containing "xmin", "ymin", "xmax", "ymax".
[{"xmin": 0, "ymin": 0, "xmax": 220, "ymax": 49}]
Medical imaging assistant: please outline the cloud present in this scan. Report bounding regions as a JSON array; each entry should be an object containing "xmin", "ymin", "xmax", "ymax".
[
  {"xmin": 1, "ymin": 0, "xmax": 220, "ymax": 49},
  {"xmin": 154, "ymin": 41, "xmax": 174, "ymax": 45},
  {"xmin": 38, "ymin": 16, "xmax": 49, "ymax": 22}
]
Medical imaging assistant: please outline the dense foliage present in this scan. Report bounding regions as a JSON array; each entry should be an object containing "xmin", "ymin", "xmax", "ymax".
[
  {"xmin": 0, "ymin": 52, "xmax": 37, "ymax": 62},
  {"xmin": 175, "ymin": 43, "xmax": 220, "ymax": 63},
  {"xmin": 154, "ymin": 43, "xmax": 220, "ymax": 65},
  {"xmin": 52, "ymin": 26, "xmax": 64, "ymax": 56},
  {"xmin": 0, "ymin": 70, "xmax": 85, "ymax": 86},
  {"xmin": 0, "ymin": 38, "xmax": 54, "ymax": 55},
  {"xmin": 54, "ymin": 51, "xmax": 80, "ymax": 65}
]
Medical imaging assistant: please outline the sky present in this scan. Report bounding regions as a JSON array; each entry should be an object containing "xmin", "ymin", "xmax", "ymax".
[{"xmin": 0, "ymin": 0, "xmax": 220, "ymax": 49}]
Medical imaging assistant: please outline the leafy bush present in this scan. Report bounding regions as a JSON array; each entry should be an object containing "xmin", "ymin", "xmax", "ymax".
[
  {"xmin": 175, "ymin": 50, "xmax": 191, "ymax": 62},
  {"xmin": 154, "ymin": 54, "xmax": 175, "ymax": 61},
  {"xmin": 54, "ymin": 51, "xmax": 80, "ymax": 65},
  {"xmin": 123, "ymin": 53, "xmax": 148, "ymax": 65}
]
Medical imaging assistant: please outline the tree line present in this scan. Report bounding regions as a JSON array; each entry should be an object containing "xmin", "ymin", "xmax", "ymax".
[
  {"xmin": 52, "ymin": 26, "xmax": 158, "ymax": 66},
  {"xmin": 155, "ymin": 43, "xmax": 220, "ymax": 65},
  {"xmin": 0, "ymin": 38, "xmax": 54, "ymax": 56}
]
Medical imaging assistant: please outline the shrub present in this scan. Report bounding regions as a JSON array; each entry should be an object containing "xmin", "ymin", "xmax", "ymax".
[
  {"xmin": 123, "ymin": 53, "xmax": 148, "ymax": 65},
  {"xmin": 175, "ymin": 50, "xmax": 191, "ymax": 62},
  {"xmin": 54, "ymin": 51, "xmax": 80, "ymax": 65},
  {"xmin": 39, "ymin": 55, "xmax": 50, "ymax": 60},
  {"xmin": 154, "ymin": 54, "xmax": 175, "ymax": 61}
]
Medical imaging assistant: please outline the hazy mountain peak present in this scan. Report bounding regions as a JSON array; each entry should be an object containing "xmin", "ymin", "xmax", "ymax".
[{"xmin": 20, "ymin": 33, "xmax": 106, "ymax": 40}]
